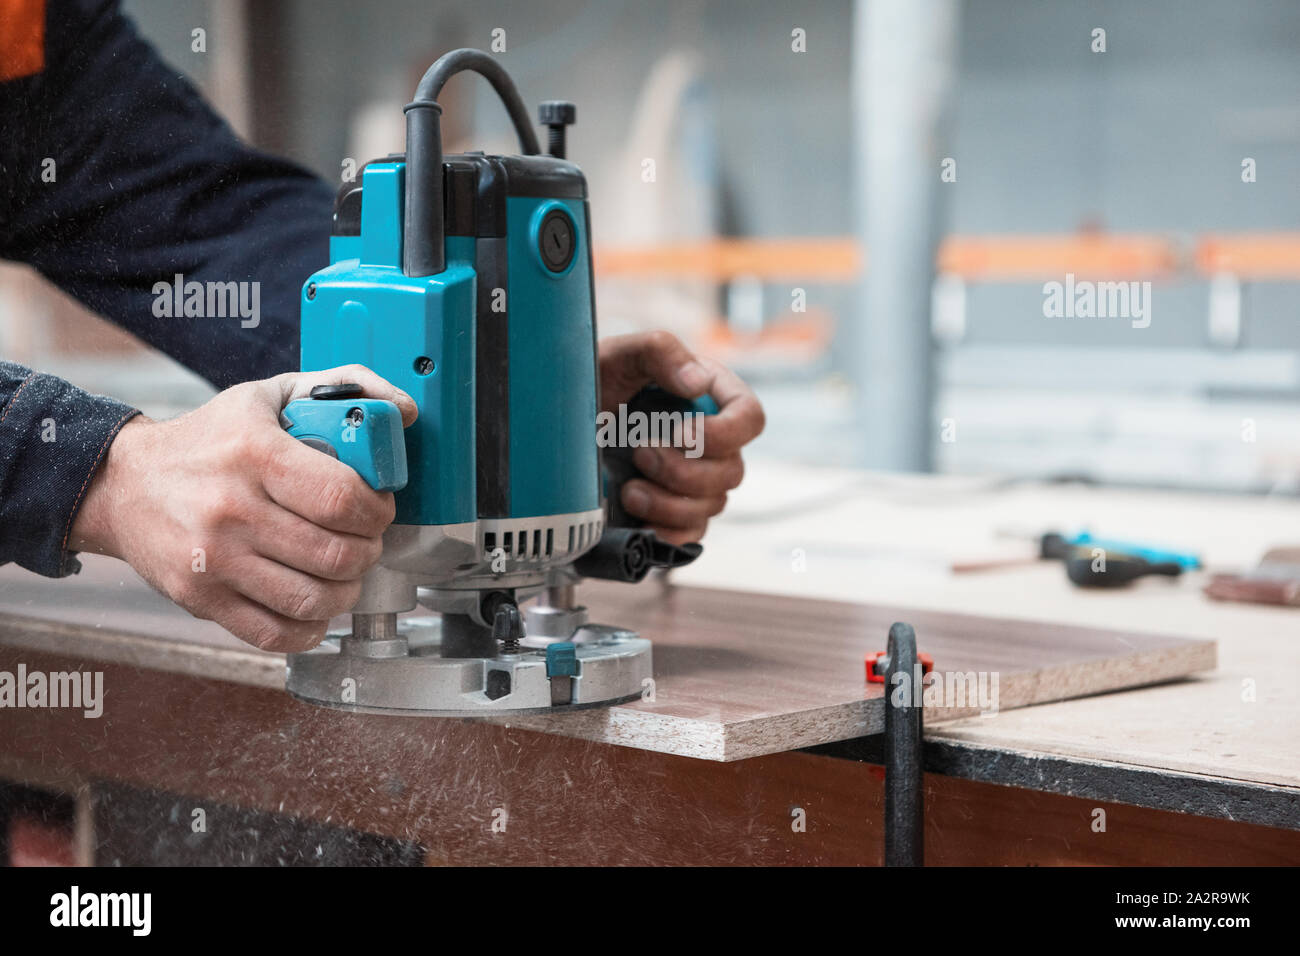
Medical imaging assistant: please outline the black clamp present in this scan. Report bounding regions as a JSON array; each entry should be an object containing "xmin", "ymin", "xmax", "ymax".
[{"xmin": 881, "ymin": 622, "xmax": 924, "ymax": 867}]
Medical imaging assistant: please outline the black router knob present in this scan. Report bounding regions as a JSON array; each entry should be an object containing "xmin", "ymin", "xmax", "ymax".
[
  {"xmin": 538, "ymin": 100, "xmax": 576, "ymax": 159},
  {"xmin": 492, "ymin": 602, "xmax": 524, "ymax": 655},
  {"xmin": 308, "ymin": 383, "xmax": 364, "ymax": 400}
]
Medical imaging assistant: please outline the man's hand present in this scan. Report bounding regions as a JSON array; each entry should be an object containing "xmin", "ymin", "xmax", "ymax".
[
  {"xmin": 69, "ymin": 366, "xmax": 417, "ymax": 653},
  {"xmin": 599, "ymin": 331, "xmax": 764, "ymax": 545}
]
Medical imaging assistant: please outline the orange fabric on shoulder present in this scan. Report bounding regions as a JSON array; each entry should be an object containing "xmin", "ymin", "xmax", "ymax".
[{"xmin": 0, "ymin": 0, "xmax": 45, "ymax": 82}]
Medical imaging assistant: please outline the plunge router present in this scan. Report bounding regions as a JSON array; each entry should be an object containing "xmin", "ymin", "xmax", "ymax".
[{"xmin": 281, "ymin": 49, "xmax": 707, "ymax": 716}]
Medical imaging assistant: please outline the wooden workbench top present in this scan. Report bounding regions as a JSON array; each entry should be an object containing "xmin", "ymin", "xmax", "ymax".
[
  {"xmin": 673, "ymin": 463, "xmax": 1300, "ymax": 822},
  {"xmin": 0, "ymin": 462, "xmax": 1294, "ymax": 828},
  {"xmin": 0, "ymin": 557, "xmax": 1210, "ymax": 762}
]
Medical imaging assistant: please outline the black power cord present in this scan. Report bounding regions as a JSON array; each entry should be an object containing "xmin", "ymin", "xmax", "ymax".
[{"xmin": 402, "ymin": 49, "xmax": 541, "ymax": 277}]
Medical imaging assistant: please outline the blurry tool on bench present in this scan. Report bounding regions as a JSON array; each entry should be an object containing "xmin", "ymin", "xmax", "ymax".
[
  {"xmin": 955, "ymin": 528, "xmax": 1201, "ymax": 577},
  {"xmin": 1205, "ymin": 547, "xmax": 1300, "ymax": 608},
  {"xmin": 1065, "ymin": 551, "xmax": 1185, "ymax": 589},
  {"xmin": 1057, "ymin": 530, "xmax": 1199, "ymax": 589}
]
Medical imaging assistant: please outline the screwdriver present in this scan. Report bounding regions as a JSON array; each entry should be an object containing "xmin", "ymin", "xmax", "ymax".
[{"xmin": 1065, "ymin": 552, "xmax": 1185, "ymax": 588}]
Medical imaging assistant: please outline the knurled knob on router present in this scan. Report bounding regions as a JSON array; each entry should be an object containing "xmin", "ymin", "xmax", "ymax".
[
  {"xmin": 539, "ymin": 100, "xmax": 576, "ymax": 126},
  {"xmin": 538, "ymin": 100, "xmax": 576, "ymax": 159}
]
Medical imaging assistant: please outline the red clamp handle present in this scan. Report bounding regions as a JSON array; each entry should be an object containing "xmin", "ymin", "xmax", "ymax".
[{"xmin": 866, "ymin": 651, "xmax": 933, "ymax": 684}]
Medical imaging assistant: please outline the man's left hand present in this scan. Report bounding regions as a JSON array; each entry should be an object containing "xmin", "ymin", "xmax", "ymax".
[{"xmin": 599, "ymin": 331, "xmax": 765, "ymax": 545}]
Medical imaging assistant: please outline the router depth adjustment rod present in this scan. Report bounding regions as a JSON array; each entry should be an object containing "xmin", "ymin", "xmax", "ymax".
[{"xmin": 538, "ymin": 100, "xmax": 577, "ymax": 159}]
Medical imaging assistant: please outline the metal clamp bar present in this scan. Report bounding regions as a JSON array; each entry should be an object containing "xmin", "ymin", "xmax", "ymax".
[{"xmin": 884, "ymin": 621, "xmax": 924, "ymax": 866}]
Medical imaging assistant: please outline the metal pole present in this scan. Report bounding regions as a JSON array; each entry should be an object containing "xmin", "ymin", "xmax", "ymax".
[{"xmin": 853, "ymin": 0, "xmax": 961, "ymax": 471}]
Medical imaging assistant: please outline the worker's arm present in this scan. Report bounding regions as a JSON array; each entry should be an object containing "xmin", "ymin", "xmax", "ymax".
[
  {"xmin": 0, "ymin": 0, "xmax": 333, "ymax": 388},
  {"xmin": 0, "ymin": 360, "xmax": 140, "ymax": 577},
  {"xmin": 599, "ymin": 332, "xmax": 765, "ymax": 545},
  {"xmin": 0, "ymin": 0, "xmax": 357, "ymax": 651}
]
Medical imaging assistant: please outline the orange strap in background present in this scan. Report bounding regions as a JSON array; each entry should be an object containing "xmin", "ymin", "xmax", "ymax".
[
  {"xmin": 1196, "ymin": 234, "xmax": 1300, "ymax": 280},
  {"xmin": 937, "ymin": 234, "xmax": 1179, "ymax": 281},
  {"xmin": 595, "ymin": 238, "xmax": 861, "ymax": 281},
  {"xmin": 0, "ymin": 0, "xmax": 45, "ymax": 82}
]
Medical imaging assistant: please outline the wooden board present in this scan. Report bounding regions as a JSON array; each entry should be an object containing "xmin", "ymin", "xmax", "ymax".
[
  {"xmin": 506, "ymin": 582, "xmax": 1214, "ymax": 760},
  {"xmin": 667, "ymin": 465, "xmax": 1300, "ymax": 788},
  {"xmin": 0, "ymin": 557, "xmax": 1214, "ymax": 762}
]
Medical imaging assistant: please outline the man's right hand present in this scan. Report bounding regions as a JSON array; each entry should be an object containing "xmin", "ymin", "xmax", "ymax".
[{"xmin": 68, "ymin": 365, "xmax": 417, "ymax": 653}]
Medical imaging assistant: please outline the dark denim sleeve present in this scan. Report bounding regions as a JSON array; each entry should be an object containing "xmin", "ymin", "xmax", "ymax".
[
  {"xmin": 0, "ymin": 0, "xmax": 334, "ymax": 386},
  {"xmin": 0, "ymin": 1, "xmax": 336, "ymax": 578},
  {"xmin": 0, "ymin": 361, "xmax": 140, "ymax": 577}
]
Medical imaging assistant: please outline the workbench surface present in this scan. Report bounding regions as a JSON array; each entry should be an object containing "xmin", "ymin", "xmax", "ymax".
[
  {"xmin": 675, "ymin": 463, "xmax": 1300, "ymax": 828},
  {"xmin": 1, "ymin": 462, "xmax": 1297, "ymax": 838},
  {"xmin": 0, "ymin": 561, "xmax": 1212, "ymax": 761}
]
